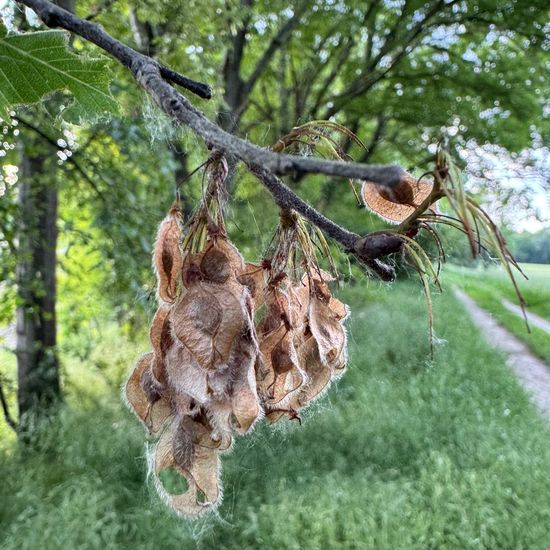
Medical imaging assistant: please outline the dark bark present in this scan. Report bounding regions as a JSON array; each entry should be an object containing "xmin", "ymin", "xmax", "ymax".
[
  {"xmin": 16, "ymin": 139, "xmax": 61, "ymax": 430},
  {"xmin": 0, "ymin": 378, "xmax": 17, "ymax": 431}
]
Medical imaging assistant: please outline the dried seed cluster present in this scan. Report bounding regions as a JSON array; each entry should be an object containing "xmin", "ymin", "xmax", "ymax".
[{"xmin": 124, "ymin": 200, "xmax": 349, "ymax": 518}]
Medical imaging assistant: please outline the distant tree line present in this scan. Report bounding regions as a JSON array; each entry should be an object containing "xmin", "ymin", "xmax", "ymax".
[{"xmin": 509, "ymin": 229, "xmax": 550, "ymax": 265}]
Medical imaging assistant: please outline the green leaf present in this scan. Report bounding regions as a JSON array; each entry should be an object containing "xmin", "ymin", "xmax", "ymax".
[{"xmin": 0, "ymin": 26, "xmax": 117, "ymax": 119}]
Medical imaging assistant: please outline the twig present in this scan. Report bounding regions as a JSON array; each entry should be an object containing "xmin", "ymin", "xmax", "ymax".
[
  {"xmin": 158, "ymin": 65, "xmax": 212, "ymax": 100},
  {"xmin": 15, "ymin": 116, "xmax": 107, "ymax": 201}
]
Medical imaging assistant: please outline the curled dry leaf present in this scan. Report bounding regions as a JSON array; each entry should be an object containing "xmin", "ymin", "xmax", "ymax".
[
  {"xmin": 153, "ymin": 201, "xmax": 184, "ymax": 303},
  {"xmin": 362, "ymin": 173, "xmax": 433, "ymax": 224}
]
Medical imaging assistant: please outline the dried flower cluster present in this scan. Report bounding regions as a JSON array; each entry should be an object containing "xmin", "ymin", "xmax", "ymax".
[{"xmin": 124, "ymin": 158, "xmax": 349, "ymax": 517}]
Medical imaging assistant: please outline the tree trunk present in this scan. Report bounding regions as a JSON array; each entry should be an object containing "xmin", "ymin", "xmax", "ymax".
[{"xmin": 16, "ymin": 141, "xmax": 60, "ymax": 430}]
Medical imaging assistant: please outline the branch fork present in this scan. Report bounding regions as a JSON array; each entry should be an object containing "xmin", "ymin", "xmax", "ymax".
[{"xmin": 16, "ymin": 0, "xmax": 412, "ymax": 278}]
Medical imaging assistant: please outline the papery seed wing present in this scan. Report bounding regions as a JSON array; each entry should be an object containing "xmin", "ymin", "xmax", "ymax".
[
  {"xmin": 362, "ymin": 173, "xmax": 434, "ymax": 224},
  {"xmin": 124, "ymin": 352, "xmax": 153, "ymax": 422},
  {"xmin": 171, "ymin": 285, "xmax": 223, "ymax": 370},
  {"xmin": 229, "ymin": 335, "xmax": 261, "ymax": 433},
  {"xmin": 200, "ymin": 238, "xmax": 244, "ymax": 284},
  {"xmin": 147, "ymin": 398, "xmax": 173, "ymax": 434},
  {"xmin": 124, "ymin": 352, "xmax": 172, "ymax": 434},
  {"xmin": 205, "ymin": 399, "xmax": 233, "ymax": 450},
  {"xmin": 153, "ymin": 202, "xmax": 183, "ymax": 303},
  {"xmin": 208, "ymin": 280, "xmax": 249, "ymax": 363},
  {"xmin": 265, "ymin": 409, "xmax": 286, "ymax": 423},
  {"xmin": 294, "ymin": 336, "xmax": 332, "ymax": 407},
  {"xmin": 328, "ymin": 296, "xmax": 349, "ymax": 322},
  {"xmin": 200, "ymin": 246, "xmax": 233, "ymax": 284},
  {"xmin": 150, "ymin": 305, "xmax": 174, "ymax": 381},
  {"xmin": 259, "ymin": 288, "xmax": 292, "ymax": 335},
  {"xmin": 171, "ymin": 281, "xmax": 245, "ymax": 370},
  {"xmin": 309, "ymin": 297, "xmax": 347, "ymax": 369},
  {"xmin": 299, "ymin": 274, "xmax": 349, "ymax": 323},
  {"xmin": 181, "ymin": 251, "xmax": 204, "ymax": 288},
  {"xmin": 288, "ymin": 282, "xmax": 310, "ymax": 329},
  {"xmin": 153, "ymin": 417, "xmax": 221, "ymax": 517},
  {"xmin": 257, "ymin": 325, "xmax": 284, "ymax": 395},
  {"xmin": 262, "ymin": 327, "xmax": 304, "ymax": 406},
  {"xmin": 181, "ymin": 417, "xmax": 221, "ymax": 504},
  {"xmin": 238, "ymin": 262, "xmax": 266, "ymax": 309},
  {"xmin": 165, "ymin": 342, "xmax": 209, "ymax": 405}
]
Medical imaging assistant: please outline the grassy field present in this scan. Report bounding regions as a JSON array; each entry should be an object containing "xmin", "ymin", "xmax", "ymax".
[
  {"xmin": 1, "ymin": 281, "xmax": 550, "ymax": 549},
  {"xmin": 445, "ymin": 263, "xmax": 550, "ymax": 363}
]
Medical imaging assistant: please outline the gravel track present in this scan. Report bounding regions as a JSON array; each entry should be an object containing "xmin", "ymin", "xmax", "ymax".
[
  {"xmin": 501, "ymin": 298, "xmax": 550, "ymax": 335},
  {"xmin": 454, "ymin": 289, "xmax": 550, "ymax": 423}
]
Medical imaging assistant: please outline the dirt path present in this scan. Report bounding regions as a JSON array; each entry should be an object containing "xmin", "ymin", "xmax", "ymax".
[
  {"xmin": 501, "ymin": 299, "xmax": 550, "ymax": 335},
  {"xmin": 454, "ymin": 289, "xmax": 550, "ymax": 423}
]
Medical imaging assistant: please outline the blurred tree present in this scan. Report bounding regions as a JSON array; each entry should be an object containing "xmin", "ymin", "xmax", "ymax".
[
  {"xmin": 509, "ymin": 230, "xmax": 550, "ymax": 264},
  {"xmin": 12, "ymin": 0, "xmax": 76, "ymax": 433}
]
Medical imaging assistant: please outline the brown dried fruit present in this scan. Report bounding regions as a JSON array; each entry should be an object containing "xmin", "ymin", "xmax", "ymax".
[
  {"xmin": 362, "ymin": 173, "xmax": 433, "ymax": 224},
  {"xmin": 128, "ymin": 187, "xmax": 352, "ymax": 517},
  {"xmin": 164, "ymin": 342, "xmax": 209, "ymax": 405},
  {"xmin": 309, "ymin": 296, "xmax": 347, "ymax": 371},
  {"xmin": 200, "ymin": 247, "xmax": 232, "ymax": 283},
  {"xmin": 227, "ymin": 328, "xmax": 261, "ymax": 433},
  {"xmin": 258, "ymin": 324, "xmax": 303, "ymax": 405},
  {"xmin": 125, "ymin": 353, "xmax": 153, "ymax": 423},
  {"xmin": 124, "ymin": 352, "xmax": 173, "ymax": 434},
  {"xmin": 171, "ymin": 279, "xmax": 249, "ymax": 371},
  {"xmin": 153, "ymin": 202, "xmax": 184, "ymax": 303},
  {"xmin": 238, "ymin": 262, "xmax": 266, "ymax": 308},
  {"xmin": 154, "ymin": 417, "xmax": 221, "ymax": 517}
]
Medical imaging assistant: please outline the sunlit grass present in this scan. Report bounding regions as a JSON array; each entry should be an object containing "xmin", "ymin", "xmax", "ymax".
[{"xmin": 1, "ymin": 283, "xmax": 550, "ymax": 549}]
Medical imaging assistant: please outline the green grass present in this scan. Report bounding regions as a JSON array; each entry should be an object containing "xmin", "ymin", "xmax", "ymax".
[
  {"xmin": 445, "ymin": 263, "xmax": 550, "ymax": 364},
  {"xmin": 2, "ymin": 282, "xmax": 550, "ymax": 549}
]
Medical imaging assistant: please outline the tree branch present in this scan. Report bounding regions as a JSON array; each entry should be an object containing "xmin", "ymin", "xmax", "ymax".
[
  {"xmin": 18, "ymin": 0, "xmax": 405, "ymax": 187},
  {"xmin": 249, "ymin": 164, "xmax": 358, "ymax": 250},
  {"xmin": 249, "ymin": 166, "xmax": 404, "ymax": 281},
  {"xmin": 158, "ymin": 66, "xmax": 212, "ymax": 100},
  {"xmin": 15, "ymin": 116, "xmax": 107, "ymax": 201},
  {"xmin": 17, "ymin": 0, "xmax": 411, "ymax": 281},
  {"xmin": 242, "ymin": 4, "xmax": 305, "ymax": 98}
]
